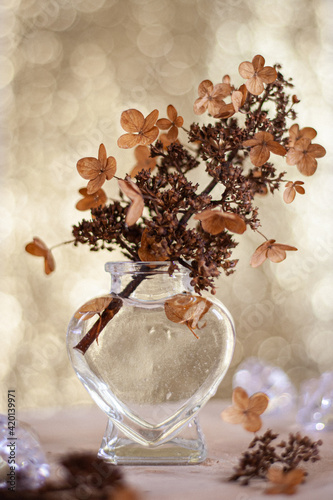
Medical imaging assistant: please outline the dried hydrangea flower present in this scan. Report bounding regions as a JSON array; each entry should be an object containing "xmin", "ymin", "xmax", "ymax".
[
  {"xmin": 74, "ymin": 296, "xmax": 114, "ymax": 320},
  {"xmin": 283, "ymin": 181, "xmax": 305, "ymax": 204},
  {"xmin": 221, "ymin": 387, "xmax": 269, "ymax": 433},
  {"xmin": 286, "ymin": 137, "xmax": 326, "ymax": 176},
  {"xmin": 137, "ymin": 229, "xmax": 169, "ymax": 261},
  {"xmin": 288, "ymin": 124, "xmax": 317, "ymax": 147},
  {"xmin": 118, "ymin": 178, "xmax": 144, "ymax": 226},
  {"xmin": 265, "ymin": 467, "xmax": 305, "ymax": 495},
  {"xmin": 164, "ymin": 293, "xmax": 212, "ymax": 338},
  {"xmin": 243, "ymin": 131, "xmax": 286, "ymax": 167},
  {"xmin": 76, "ymin": 144, "xmax": 117, "ymax": 194},
  {"xmin": 193, "ymin": 79, "xmax": 231, "ymax": 116},
  {"xmin": 238, "ymin": 54, "xmax": 277, "ymax": 95},
  {"xmin": 25, "ymin": 237, "xmax": 55, "ymax": 275},
  {"xmin": 117, "ymin": 109, "xmax": 159, "ymax": 149},
  {"xmin": 194, "ymin": 209, "xmax": 246, "ymax": 235},
  {"xmin": 75, "ymin": 187, "xmax": 107, "ymax": 211},
  {"xmin": 156, "ymin": 104, "xmax": 184, "ymax": 142},
  {"xmin": 250, "ymin": 239, "xmax": 297, "ymax": 267},
  {"xmin": 130, "ymin": 145, "xmax": 156, "ymax": 178}
]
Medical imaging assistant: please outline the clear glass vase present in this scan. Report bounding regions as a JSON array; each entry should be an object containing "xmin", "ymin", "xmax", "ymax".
[{"xmin": 67, "ymin": 262, "xmax": 235, "ymax": 464}]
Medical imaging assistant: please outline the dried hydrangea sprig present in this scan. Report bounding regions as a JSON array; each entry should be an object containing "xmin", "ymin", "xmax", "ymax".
[
  {"xmin": 0, "ymin": 451, "xmax": 140, "ymax": 500},
  {"xmin": 221, "ymin": 388, "xmax": 322, "ymax": 491},
  {"xmin": 228, "ymin": 429, "xmax": 322, "ymax": 488},
  {"xmin": 26, "ymin": 55, "xmax": 326, "ymax": 352}
]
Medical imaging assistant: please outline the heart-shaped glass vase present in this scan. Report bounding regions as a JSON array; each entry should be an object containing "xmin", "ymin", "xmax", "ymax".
[{"xmin": 67, "ymin": 262, "xmax": 235, "ymax": 464}]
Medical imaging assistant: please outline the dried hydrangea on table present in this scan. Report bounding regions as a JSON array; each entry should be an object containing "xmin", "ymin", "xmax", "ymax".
[
  {"xmin": 221, "ymin": 387, "xmax": 323, "ymax": 495},
  {"xmin": 26, "ymin": 54, "xmax": 326, "ymax": 352}
]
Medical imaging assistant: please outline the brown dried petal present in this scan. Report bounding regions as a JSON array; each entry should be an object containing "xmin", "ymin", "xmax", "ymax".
[
  {"xmin": 308, "ymin": 143, "xmax": 326, "ymax": 158},
  {"xmin": 105, "ymin": 156, "xmax": 117, "ymax": 179},
  {"xmin": 286, "ymin": 148, "xmax": 303, "ymax": 166},
  {"xmin": 167, "ymin": 104, "xmax": 177, "ymax": 122},
  {"xmin": 194, "ymin": 210, "xmax": 226, "ymax": 235},
  {"xmin": 243, "ymin": 412, "xmax": 263, "ymax": 433},
  {"xmin": 250, "ymin": 240, "xmax": 275, "ymax": 268},
  {"xmin": 220, "ymin": 406, "xmax": 244, "ymax": 425},
  {"xmin": 197, "ymin": 79, "xmax": 214, "ymax": 97},
  {"xmin": 232, "ymin": 386, "xmax": 249, "ymax": 411},
  {"xmin": 118, "ymin": 179, "xmax": 144, "ymax": 226},
  {"xmin": 76, "ymin": 158, "xmax": 100, "ymax": 180},
  {"xmin": 76, "ymin": 188, "xmax": 107, "ymax": 211},
  {"xmin": 267, "ymin": 243, "xmax": 297, "ymax": 263},
  {"xmin": 156, "ymin": 118, "xmax": 171, "ymax": 130},
  {"xmin": 238, "ymin": 61, "xmax": 254, "ymax": 79},
  {"xmin": 252, "ymin": 54, "xmax": 265, "ymax": 71},
  {"xmin": 25, "ymin": 237, "xmax": 55, "ymax": 275},
  {"xmin": 246, "ymin": 76, "xmax": 265, "ymax": 95},
  {"xmin": 125, "ymin": 197, "xmax": 145, "ymax": 226},
  {"xmin": 120, "ymin": 109, "xmax": 145, "ymax": 133},
  {"xmin": 193, "ymin": 96, "xmax": 208, "ymax": 115},
  {"xmin": 258, "ymin": 65, "xmax": 277, "ymax": 84},
  {"xmin": 117, "ymin": 133, "xmax": 143, "ymax": 149},
  {"xmin": 25, "ymin": 237, "xmax": 49, "ymax": 257},
  {"xmin": 44, "ymin": 251, "xmax": 56, "ymax": 275},
  {"xmin": 249, "ymin": 144, "xmax": 271, "ymax": 167},
  {"xmin": 223, "ymin": 213, "xmax": 247, "ymax": 234},
  {"xmin": 267, "ymin": 141, "xmax": 286, "ymax": 156},
  {"xmin": 143, "ymin": 109, "xmax": 159, "ymax": 132},
  {"xmin": 248, "ymin": 392, "xmax": 269, "ymax": 415},
  {"xmin": 289, "ymin": 124, "xmax": 317, "ymax": 146},
  {"xmin": 283, "ymin": 186, "xmax": 296, "ymax": 204},
  {"xmin": 266, "ymin": 467, "xmax": 305, "ymax": 495},
  {"xmin": 141, "ymin": 126, "xmax": 159, "ymax": 145},
  {"xmin": 74, "ymin": 296, "xmax": 114, "ymax": 320},
  {"xmin": 167, "ymin": 125, "xmax": 179, "ymax": 142},
  {"xmin": 231, "ymin": 90, "xmax": 243, "ymax": 112},
  {"xmin": 98, "ymin": 143, "xmax": 107, "ymax": 166},
  {"xmin": 212, "ymin": 82, "xmax": 232, "ymax": 98},
  {"xmin": 207, "ymin": 99, "xmax": 226, "ymax": 117},
  {"xmin": 297, "ymin": 155, "xmax": 317, "ymax": 176},
  {"xmin": 214, "ymin": 102, "xmax": 235, "ymax": 119},
  {"xmin": 87, "ymin": 173, "xmax": 106, "ymax": 194},
  {"xmin": 174, "ymin": 115, "xmax": 184, "ymax": 127},
  {"xmin": 294, "ymin": 184, "xmax": 305, "ymax": 194}
]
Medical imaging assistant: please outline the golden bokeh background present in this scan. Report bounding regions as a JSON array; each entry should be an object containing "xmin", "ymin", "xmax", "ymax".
[{"xmin": 1, "ymin": 0, "xmax": 332, "ymax": 411}]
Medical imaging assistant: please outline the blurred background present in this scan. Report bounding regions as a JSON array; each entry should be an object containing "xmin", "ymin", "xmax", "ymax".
[{"xmin": 0, "ymin": 0, "xmax": 332, "ymax": 411}]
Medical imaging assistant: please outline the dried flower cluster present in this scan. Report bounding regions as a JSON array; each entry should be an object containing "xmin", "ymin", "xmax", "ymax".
[
  {"xmin": 0, "ymin": 452, "xmax": 139, "ymax": 499},
  {"xmin": 26, "ymin": 55, "xmax": 326, "ymax": 351},
  {"xmin": 221, "ymin": 388, "xmax": 322, "ymax": 495},
  {"xmin": 26, "ymin": 54, "xmax": 326, "ymax": 292},
  {"xmin": 229, "ymin": 429, "xmax": 322, "ymax": 493}
]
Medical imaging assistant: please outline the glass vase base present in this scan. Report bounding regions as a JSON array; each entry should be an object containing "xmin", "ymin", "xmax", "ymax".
[{"xmin": 98, "ymin": 417, "xmax": 207, "ymax": 465}]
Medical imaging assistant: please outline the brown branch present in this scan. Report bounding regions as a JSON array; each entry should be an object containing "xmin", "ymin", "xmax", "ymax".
[{"xmin": 73, "ymin": 266, "xmax": 152, "ymax": 354}]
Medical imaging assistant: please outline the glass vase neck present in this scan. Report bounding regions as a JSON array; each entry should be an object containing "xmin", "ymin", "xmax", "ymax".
[{"xmin": 105, "ymin": 261, "xmax": 193, "ymax": 301}]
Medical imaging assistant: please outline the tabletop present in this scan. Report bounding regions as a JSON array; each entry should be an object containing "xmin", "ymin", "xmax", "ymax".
[{"xmin": 22, "ymin": 401, "xmax": 333, "ymax": 500}]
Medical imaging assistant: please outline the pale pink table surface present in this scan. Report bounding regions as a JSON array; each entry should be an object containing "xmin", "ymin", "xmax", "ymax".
[{"xmin": 22, "ymin": 401, "xmax": 333, "ymax": 500}]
